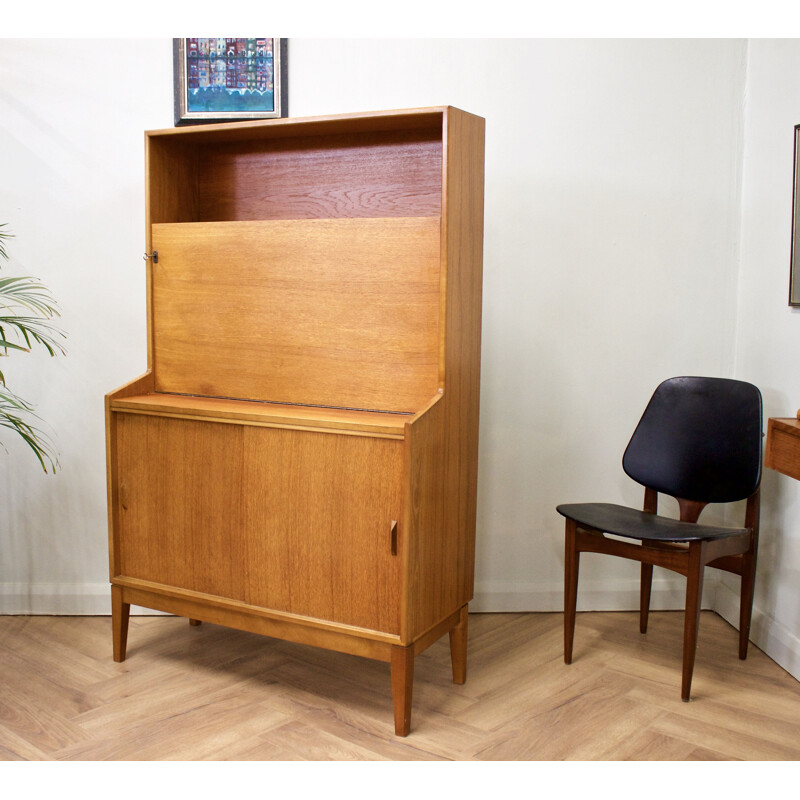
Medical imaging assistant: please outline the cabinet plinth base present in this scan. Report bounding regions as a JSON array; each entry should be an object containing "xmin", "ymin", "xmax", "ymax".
[{"xmin": 109, "ymin": 581, "xmax": 469, "ymax": 736}]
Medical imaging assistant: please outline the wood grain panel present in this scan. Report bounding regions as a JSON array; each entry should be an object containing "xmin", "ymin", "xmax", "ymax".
[
  {"xmin": 114, "ymin": 413, "xmax": 403, "ymax": 635},
  {"xmin": 441, "ymin": 108, "xmax": 485, "ymax": 611},
  {"xmin": 114, "ymin": 414, "xmax": 247, "ymax": 600},
  {"xmin": 241, "ymin": 426, "xmax": 404, "ymax": 634},
  {"xmin": 765, "ymin": 417, "xmax": 800, "ymax": 481},
  {"xmin": 109, "ymin": 392, "xmax": 408, "ymax": 438},
  {"xmin": 402, "ymin": 108, "xmax": 486, "ymax": 641},
  {"xmin": 403, "ymin": 395, "xmax": 448, "ymax": 642},
  {"xmin": 151, "ymin": 217, "xmax": 441, "ymax": 412},
  {"xmin": 145, "ymin": 136, "xmax": 199, "ymax": 225},
  {"xmin": 146, "ymin": 107, "xmax": 446, "ymax": 143},
  {"xmin": 196, "ymin": 130, "xmax": 442, "ymax": 221},
  {"xmin": 106, "ymin": 372, "xmax": 154, "ymax": 577},
  {"xmin": 115, "ymin": 581, "xmax": 399, "ymax": 656}
]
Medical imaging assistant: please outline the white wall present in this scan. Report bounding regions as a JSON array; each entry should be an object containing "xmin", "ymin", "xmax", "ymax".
[
  {"xmin": 288, "ymin": 38, "xmax": 749, "ymax": 611},
  {"xmin": 3, "ymin": 38, "xmax": 797, "ymax": 679},
  {"xmin": 0, "ymin": 40, "xmax": 172, "ymax": 611},
  {"xmin": 726, "ymin": 39, "xmax": 800, "ymax": 677}
]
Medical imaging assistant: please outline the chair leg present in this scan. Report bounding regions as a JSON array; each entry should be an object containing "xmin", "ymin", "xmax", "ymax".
[
  {"xmin": 681, "ymin": 541, "xmax": 707, "ymax": 701},
  {"xmin": 739, "ymin": 552, "xmax": 756, "ymax": 660},
  {"xmin": 640, "ymin": 562, "xmax": 653, "ymax": 634},
  {"xmin": 564, "ymin": 519, "xmax": 580, "ymax": 664}
]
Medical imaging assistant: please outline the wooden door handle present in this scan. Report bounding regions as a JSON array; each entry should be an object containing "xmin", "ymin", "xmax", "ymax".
[
  {"xmin": 119, "ymin": 481, "xmax": 128, "ymax": 510},
  {"xmin": 391, "ymin": 520, "xmax": 398, "ymax": 556}
]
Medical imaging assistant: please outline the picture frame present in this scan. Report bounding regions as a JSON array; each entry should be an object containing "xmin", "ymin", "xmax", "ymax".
[
  {"xmin": 173, "ymin": 38, "xmax": 288, "ymax": 126},
  {"xmin": 790, "ymin": 124, "xmax": 800, "ymax": 305}
]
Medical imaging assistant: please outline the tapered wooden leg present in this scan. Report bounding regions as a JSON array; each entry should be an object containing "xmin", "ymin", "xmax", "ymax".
[
  {"xmin": 564, "ymin": 519, "xmax": 580, "ymax": 664},
  {"xmin": 640, "ymin": 561, "xmax": 653, "ymax": 634},
  {"xmin": 681, "ymin": 541, "xmax": 707, "ymax": 701},
  {"xmin": 189, "ymin": 619, "xmax": 202, "ymax": 626},
  {"xmin": 111, "ymin": 585, "xmax": 130, "ymax": 663},
  {"xmin": 739, "ymin": 552, "xmax": 756, "ymax": 660},
  {"xmin": 390, "ymin": 645, "xmax": 414, "ymax": 737},
  {"xmin": 449, "ymin": 605, "xmax": 469, "ymax": 684}
]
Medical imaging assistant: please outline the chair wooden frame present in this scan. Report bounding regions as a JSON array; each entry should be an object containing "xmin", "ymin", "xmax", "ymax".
[{"xmin": 563, "ymin": 485, "xmax": 760, "ymax": 700}]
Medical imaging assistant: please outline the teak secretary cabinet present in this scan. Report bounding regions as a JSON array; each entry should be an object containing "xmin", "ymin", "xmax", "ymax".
[{"xmin": 105, "ymin": 106, "xmax": 485, "ymax": 736}]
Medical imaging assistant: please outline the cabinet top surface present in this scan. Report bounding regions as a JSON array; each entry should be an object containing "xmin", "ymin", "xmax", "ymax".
[
  {"xmin": 767, "ymin": 417, "xmax": 800, "ymax": 434},
  {"xmin": 145, "ymin": 105, "xmax": 481, "ymax": 140}
]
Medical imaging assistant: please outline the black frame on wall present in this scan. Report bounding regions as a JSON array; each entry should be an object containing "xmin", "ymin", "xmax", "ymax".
[{"xmin": 790, "ymin": 124, "xmax": 800, "ymax": 306}]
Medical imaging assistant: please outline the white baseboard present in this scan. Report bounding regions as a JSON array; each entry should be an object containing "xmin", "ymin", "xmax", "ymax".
[
  {"xmin": 0, "ymin": 577, "xmax": 717, "ymax": 615},
  {"xmin": 4, "ymin": 579, "xmax": 799, "ymax": 684},
  {"xmin": 470, "ymin": 577, "xmax": 800, "ymax": 685},
  {"xmin": 714, "ymin": 580, "xmax": 800, "ymax": 681},
  {"xmin": 470, "ymin": 575, "xmax": 716, "ymax": 613},
  {"xmin": 0, "ymin": 583, "xmax": 165, "ymax": 616}
]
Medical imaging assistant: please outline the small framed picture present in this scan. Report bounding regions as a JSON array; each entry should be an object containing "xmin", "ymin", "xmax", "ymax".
[{"xmin": 173, "ymin": 38, "xmax": 288, "ymax": 126}]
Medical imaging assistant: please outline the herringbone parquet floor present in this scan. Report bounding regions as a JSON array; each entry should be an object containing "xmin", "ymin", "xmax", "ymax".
[{"xmin": 2, "ymin": 611, "xmax": 799, "ymax": 760}]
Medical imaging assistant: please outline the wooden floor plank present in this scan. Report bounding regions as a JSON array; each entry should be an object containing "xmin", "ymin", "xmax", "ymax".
[
  {"xmin": 650, "ymin": 712, "xmax": 800, "ymax": 761},
  {"xmin": 0, "ymin": 724, "xmax": 55, "ymax": 762},
  {"xmin": 0, "ymin": 684, "xmax": 91, "ymax": 754},
  {"xmin": 1, "ymin": 611, "xmax": 799, "ymax": 760}
]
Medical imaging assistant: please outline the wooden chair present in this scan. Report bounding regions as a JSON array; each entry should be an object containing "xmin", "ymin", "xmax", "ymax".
[{"xmin": 557, "ymin": 376, "xmax": 763, "ymax": 701}]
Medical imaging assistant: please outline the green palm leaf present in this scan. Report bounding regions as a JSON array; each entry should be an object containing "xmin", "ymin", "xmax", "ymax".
[
  {"xmin": 0, "ymin": 385, "xmax": 58, "ymax": 473},
  {"xmin": 0, "ymin": 224, "xmax": 65, "ymax": 472}
]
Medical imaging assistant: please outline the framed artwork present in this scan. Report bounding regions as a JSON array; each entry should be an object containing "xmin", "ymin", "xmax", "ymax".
[
  {"xmin": 790, "ymin": 124, "xmax": 800, "ymax": 306},
  {"xmin": 173, "ymin": 38, "xmax": 288, "ymax": 126}
]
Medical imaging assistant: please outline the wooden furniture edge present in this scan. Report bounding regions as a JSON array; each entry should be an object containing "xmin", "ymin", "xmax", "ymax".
[
  {"xmin": 767, "ymin": 417, "xmax": 800, "ymax": 431},
  {"xmin": 443, "ymin": 106, "xmax": 484, "ymax": 614},
  {"xmin": 402, "ymin": 392, "xmax": 447, "ymax": 640},
  {"xmin": 106, "ymin": 371, "xmax": 155, "ymax": 402},
  {"xmin": 113, "ymin": 578, "xmax": 467, "ymax": 662},
  {"xmin": 395, "ymin": 107, "xmax": 484, "ymax": 643},
  {"xmin": 106, "ymin": 372, "xmax": 154, "ymax": 577},
  {"xmin": 765, "ymin": 416, "xmax": 800, "ymax": 478},
  {"xmin": 113, "ymin": 577, "xmax": 400, "ymax": 660},
  {"xmin": 766, "ymin": 417, "xmax": 800, "ymax": 440},
  {"xmin": 144, "ymin": 106, "xmax": 457, "ymax": 139},
  {"xmin": 408, "ymin": 391, "xmax": 444, "ymax": 424},
  {"xmin": 410, "ymin": 606, "xmax": 465, "ymax": 656},
  {"xmin": 109, "ymin": 393, "xmax": 411, "ymax": 438}
]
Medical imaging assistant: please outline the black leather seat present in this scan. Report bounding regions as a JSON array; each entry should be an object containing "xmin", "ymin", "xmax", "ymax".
[{"xmin": 557, "ymin": 376, "xmax": 763, "ymax": 701}]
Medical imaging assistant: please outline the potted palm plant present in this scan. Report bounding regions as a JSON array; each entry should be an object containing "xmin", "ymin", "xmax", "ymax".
[{"xmin": 0, "ymin": 224, "xmax": 65, "ymax": 472}]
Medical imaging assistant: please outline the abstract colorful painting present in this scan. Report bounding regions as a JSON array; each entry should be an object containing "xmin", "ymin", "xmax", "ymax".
[{"xmin": 173, "ymin": 38, "xmax": 288, "ymax": 125}]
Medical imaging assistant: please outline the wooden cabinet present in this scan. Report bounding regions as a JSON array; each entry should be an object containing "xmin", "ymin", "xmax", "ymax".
[
  {"xmin": 105, "ymin": 107, "xmax": 485, "ymax": 735},
  {"xmin": 765, "ymin": 417, "xmax": 800, "ymax": 481}
]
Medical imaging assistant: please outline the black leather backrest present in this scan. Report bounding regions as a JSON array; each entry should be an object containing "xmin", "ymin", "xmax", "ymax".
[{"xmin": 621, "ymin": 376, "xmax": 763, "ymax": 503}]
